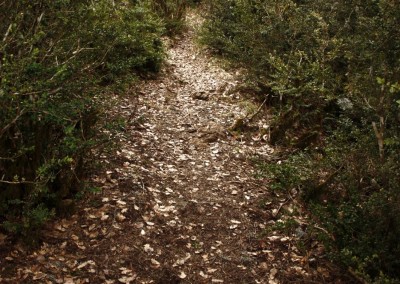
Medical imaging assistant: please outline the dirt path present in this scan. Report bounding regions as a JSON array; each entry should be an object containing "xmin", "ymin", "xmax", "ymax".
[{"xmin": 1, "ymin": 11, "xmax": 353, "ymax": 284}]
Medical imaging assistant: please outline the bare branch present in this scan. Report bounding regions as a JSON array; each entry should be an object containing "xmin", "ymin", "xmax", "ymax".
[
  {"xmin": 372, "ymin": 120, "xmax": 385, "ymax": 160},
  {"xmin": 0, "ymin": 108, "xmax": 26, "ymax": 139},
  {"xmin": 247, "ymin": 96, "xmax": 268, "ymax": 122},
  {"xmin": 2, "ymin": 23, "xmax": 12, "ymax": 42},
  {"xmin": 0, "ymin": 179, "xmax": 36, "ymax": 185}
]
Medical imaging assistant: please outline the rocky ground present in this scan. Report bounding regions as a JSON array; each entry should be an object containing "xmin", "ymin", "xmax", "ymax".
[{"xmin": 0, "ymin": 11, "xmax": 356, "ymax": 284}]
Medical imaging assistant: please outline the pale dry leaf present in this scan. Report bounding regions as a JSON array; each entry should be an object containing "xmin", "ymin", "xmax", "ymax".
[
  {"xmin": 116, "ymin": 213, "xmax": 126, "ymax": 222},
  {"xmin": 151, "ymin": 258, "xmax": 161, "ymax": 268},
  {"xmin": 119, "ymin": 267, "xmax": 133, "ymax": 275},
  {"xmin": 64, "ymin": 278, "xmax": 75, "ymax": 284},
  {"xmin": 178, "ymin": 272, "xmax": 187, "ymax": 279},
  {"xmin": 118, "ymin": 276, "xmax": 136, "ymax": 283},
  {"xmin": 144, "ymin": 244, "xmax": 154, "ymax": 253},
  {"xmin": 77, "ymin": 261, "xmax": 89, "ymax": 269},
  {"xmin": 199, "ymin": 271, "xmax": 208, "ymax": 278},
  {"xmin": 55, "ymin": 225, "xmax": 66, "ymax": 232},
  {"xmin": 269, "ymin": 268, "xmax": 278, "ymax": 279},
  {"xmin": 117, "ymin": 200, "xmax": 127, "ymax": 206},
  {"xmin": 268, "ymin": 236, "xmax": 280, "ymax": 241}
]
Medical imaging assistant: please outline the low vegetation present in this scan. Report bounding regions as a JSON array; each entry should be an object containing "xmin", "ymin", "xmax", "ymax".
[
  {"xmin": 200, "ymin": 0, "xmax": 400, "ymax": 282},
  {"xmin": 2, "ymin": 0, "xmax": 399, "ymax": 281},
  {"xmin": 0, "ymin": 0, "xmax": 187, "ymax": 242},
  {"xmin": 148, "ymin": 0, "xmax": 187, "ymax": 35}
]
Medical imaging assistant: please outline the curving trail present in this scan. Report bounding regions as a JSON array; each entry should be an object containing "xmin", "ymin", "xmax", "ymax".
[{"xmin": 0, "ymin": 11, "xmax": 352, "ymax": 284}]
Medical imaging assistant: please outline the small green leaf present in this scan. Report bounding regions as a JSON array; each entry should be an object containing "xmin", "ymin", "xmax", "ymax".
[{"xmin": 376, "ymin": 77, "xmax": 385, "ymax": 85}]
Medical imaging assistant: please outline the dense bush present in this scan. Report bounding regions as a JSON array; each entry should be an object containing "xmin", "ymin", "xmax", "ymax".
[
  {"xmin": 201, "ymin": 0, "xmax": 400, "ymax": 281},
  {"xmin": 0, "ymin": 0, "xmax": 164, "ymax": 240},
  {"xmin": 147, "ymin": 0, "xmax": 187, "ymax": 35}
]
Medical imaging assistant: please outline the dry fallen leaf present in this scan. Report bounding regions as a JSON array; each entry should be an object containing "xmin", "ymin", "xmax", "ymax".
[
  {"xmin": 77, "ymin": 260, "xmax": 95, "ymax": 269},
  {"xmin": 0, "ymin": 11, "xmax": 339, "ymax": 284},
  {"xmin": 117, "ymin": 200, "xmax": 127, "ymax": 206},
  {"xmin": 151, "ymin": 258, "xmax": 161, "ymax": 268},
  {"xmin": 269, "ymin": 268, "xmax": 278, "ymax": 279},
  {"xmin": 120, "ymin": 267, "xmax": 133, "ymax": 275},
  {"xmin": 116, "ymin": 213, "xmax": 126, "ymax": 222},
  {"xmin": 144, "ymin": 244, "xmax": 154, "ymax": 253},
  {"xmin": 118, "ymin": 276, "xmax": 136, "ymax": 283}
]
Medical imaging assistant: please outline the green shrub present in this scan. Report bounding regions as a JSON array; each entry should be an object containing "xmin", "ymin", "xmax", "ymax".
[
  {"xmin": 0, "ymin": 0, "xmax": 164, "ymax": 239},
  {"xmin": 202, "ymin": 0, "xmax": 400, "ymax": 281},
  {"xmin": 147, "ymin": 0, "xmax": 187, "ymax": 35}
]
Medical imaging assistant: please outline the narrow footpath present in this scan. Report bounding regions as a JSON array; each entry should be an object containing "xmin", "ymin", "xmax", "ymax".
[{"xmin": 1, "ymin": 11, "xmax": 353, "ymax": 284}]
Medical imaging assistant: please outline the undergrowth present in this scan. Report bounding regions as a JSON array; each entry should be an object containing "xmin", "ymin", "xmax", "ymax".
[
  {"xmin": 0, "ymin": 0, "xmax": 187, "ymax": 243},
  {"xmin": 201, "ymin": 0, "xmax": 400, "ymax": 282}
]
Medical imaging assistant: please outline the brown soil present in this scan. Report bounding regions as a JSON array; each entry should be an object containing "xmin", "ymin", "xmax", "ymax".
[{"xmin": 0, "ymin": 11, "xmax": 358, "ymax": 284}]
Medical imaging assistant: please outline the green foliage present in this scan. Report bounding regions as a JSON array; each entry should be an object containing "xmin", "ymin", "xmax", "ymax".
[
  {"xmin": 258, "ymin": 120, "xmax": 400, "ymax": 281},
  {"xmin": 0, "ymin": 0, "xmax": 164, "ymax": 238},
  {"xmin": 147, "ymin": 0, "xmax": 187, "ymax": 35},
  {"xmin": 271, "ymin": 218, "xmax": 299, "ymax": 235},
  {"xmin": 202, "ymin": 0, "xmax": 400, "ymax": 281}
]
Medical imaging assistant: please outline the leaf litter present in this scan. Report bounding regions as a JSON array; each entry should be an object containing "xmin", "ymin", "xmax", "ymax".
[{"xmin": 0, "ymin": 10, "xmax": 355, "ymax": 284}]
